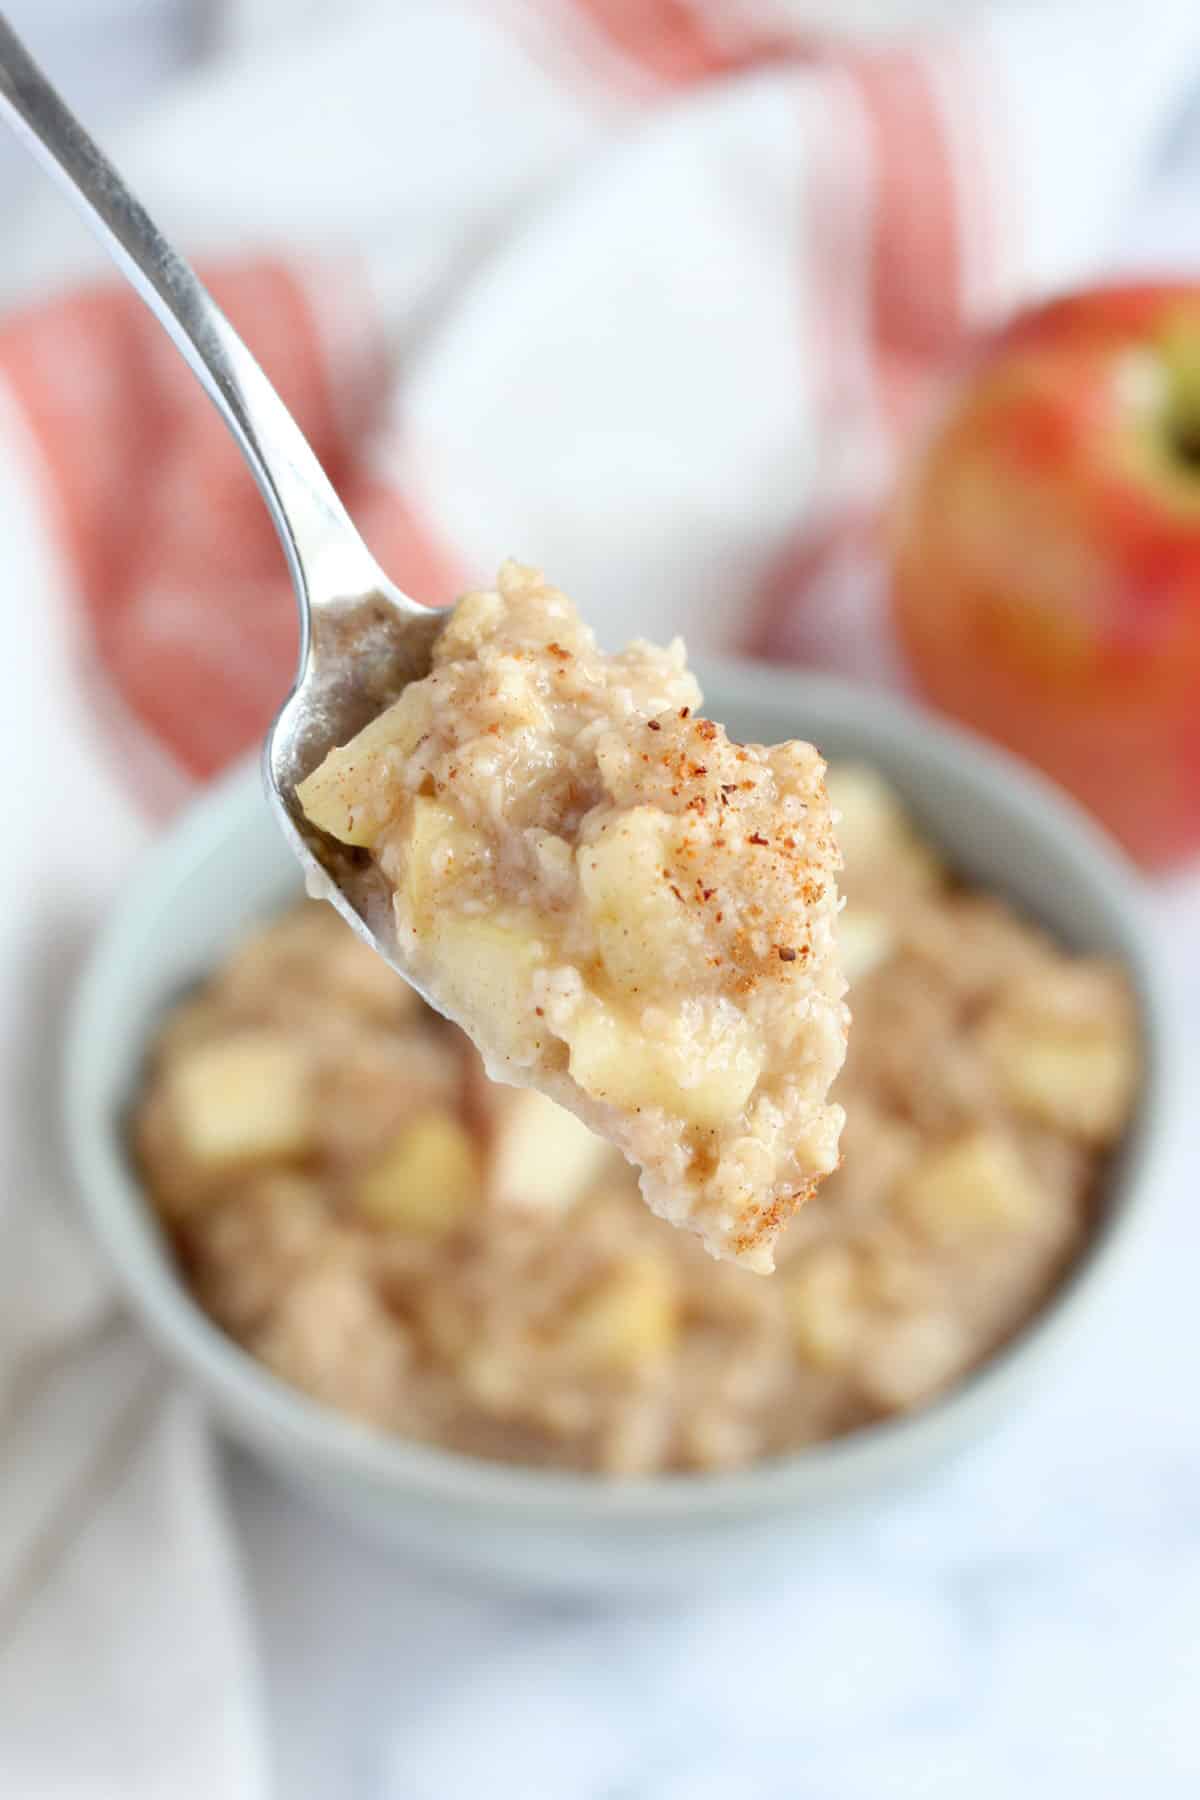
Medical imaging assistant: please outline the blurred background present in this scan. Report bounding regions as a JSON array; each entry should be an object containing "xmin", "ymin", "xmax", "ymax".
[{"xmin": 4, "ymin": 1, "xmax": 1200, "ymax": 1797}]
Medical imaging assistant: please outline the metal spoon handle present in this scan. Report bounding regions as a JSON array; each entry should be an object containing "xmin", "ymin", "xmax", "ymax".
[{"xmin": 0, "ymin": 15, "xmax": 377, "ymax": 635}]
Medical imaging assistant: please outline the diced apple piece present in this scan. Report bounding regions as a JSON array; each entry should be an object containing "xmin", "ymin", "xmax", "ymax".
[
  {"xmin": 474, "ymin": 655, "xmax": 549, "ymax": 731},
  {"xmin": 859, "ymin": 1312, "xmax": 968, "ymax": 1410},
  {"xmin": 579, "ymin": 807, "xmax": 694, "ymax": 992},
  {"xmin": 837, "ymin": 908, "xmax": 895, "ymax": 984},
  {"xmin": 826, "ymin": 763, "xmax": 899, "ymax": 856},
  {"xmin": 435, "ymin": 586, "xmax": 504, "ymax": 656},
  {"xmin": 295, "ymin": 691, "xmax": 425, "ymax": 847},
  {"xmin": 167, "ymin": 1031, "xmax": 313, "ymax": 1167},
  {"xmin": 782, "ymin": 1243, "xmax": 862, "ymax": 1370},
  {"xmin": 857, "ymin": 1226, "xmax": 936, "ymax": 1310},
  {"xmin": 400, "ymin": 796, "xmax": 471, "ymax": 923},
  {"xmin": 355, "ymin": 1111, "xmax": 479, "ymax": 1235},
  {"xmin": 897, "ymin": 1129, "xmax": 1041, "ymax": 1244},
  {"xmin": 567, "ymin": 1000, "xmax": 760, "ymax": 1128},
  {"xmin": 460, "ymin": 1345, "xmax": 522, "ymax": 1412},
  {"xmin": 485, "ymin": 1088, "xmax": 610, "ymax": 1213},
  {"xmin": 561, "ymin": 1256, "xmax": 679, "ymax": 1371},
  {"xmin": 986, "ymin": 1020, "xmax": 1136, "ymax": 1143},
  {"xmin": 827, "ymin": 764, "xmax": 940, "ymax": 896},
  {"xmin": 428, "ymin": 915, "xmax": 548, "ymax": 1061}
]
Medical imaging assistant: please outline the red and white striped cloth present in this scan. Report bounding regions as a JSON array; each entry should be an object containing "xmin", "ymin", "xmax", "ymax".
[{"xmin": 4, "ymin": 0, "xmax": 1199, "ymax": 808}]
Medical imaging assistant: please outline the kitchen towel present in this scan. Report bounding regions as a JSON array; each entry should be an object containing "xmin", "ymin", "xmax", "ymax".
[{"xmin": 4, "ymin": 1, "xmax": 1200, "ymax": 1793}]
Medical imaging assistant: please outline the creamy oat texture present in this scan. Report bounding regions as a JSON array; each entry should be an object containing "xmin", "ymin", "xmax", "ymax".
[
  {"xmin": 133, "ymin": 770, "xmax": 1139, "ymax": 1477},
  {"xmin": 297, "ymin": 562, "xmax": 848, "ymax": 1270}
]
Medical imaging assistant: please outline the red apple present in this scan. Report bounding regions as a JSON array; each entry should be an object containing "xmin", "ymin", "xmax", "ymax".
[{"xmin": 889, "ymin": 282, "xmax": 1200, "ymax": 868}]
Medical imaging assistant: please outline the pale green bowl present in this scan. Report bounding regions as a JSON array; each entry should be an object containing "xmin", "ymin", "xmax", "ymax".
[{"xmin": 63, "ymin": 667, "xmax": 1174, "ymax": 1593}]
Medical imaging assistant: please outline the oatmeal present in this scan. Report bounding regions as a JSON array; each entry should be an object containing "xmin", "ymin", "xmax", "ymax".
[
  {"xmin": 131, "ymin": 769, "xmax": 1139, "ymax": 1476},
  {"xmin": 297, "ymin": 561, "xmax": 848, "ymax": 1270}
]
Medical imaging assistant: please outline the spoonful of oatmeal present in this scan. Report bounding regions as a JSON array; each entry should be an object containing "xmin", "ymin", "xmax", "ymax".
[
  {"xmin": 0, "ymin": 24, "xmax": 848, "ymax": 1268},
  {"xmin": 297, "ymin": 561, "xmax": 848, "ymax": 1269}
]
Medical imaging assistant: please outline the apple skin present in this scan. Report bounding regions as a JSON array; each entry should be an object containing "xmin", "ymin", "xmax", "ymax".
[{"xmin": 889, "ymin": 282, "xmax": 1200, "ymax": 869}]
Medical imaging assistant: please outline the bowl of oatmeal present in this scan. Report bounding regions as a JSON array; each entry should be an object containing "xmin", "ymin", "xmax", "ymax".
[{"xmin": 63, "ymin": 668, "xmax": 1170, "ymax": 1593}]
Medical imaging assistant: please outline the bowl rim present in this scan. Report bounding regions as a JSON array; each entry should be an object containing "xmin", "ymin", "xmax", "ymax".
[{"xmin": 63, "ymin": 661, "xmax": 1175, "ymax": 1522}]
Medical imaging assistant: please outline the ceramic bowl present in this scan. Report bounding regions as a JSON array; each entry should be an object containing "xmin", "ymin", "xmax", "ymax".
[{"xmin": 63, "ymin": 667, "xmax": 1173, "ymax": 1593}]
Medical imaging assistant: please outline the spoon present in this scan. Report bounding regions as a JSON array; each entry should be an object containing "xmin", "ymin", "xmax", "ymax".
[{"xmin": 0, "ymin": 16, "xmax": 443, "ymax": 968}]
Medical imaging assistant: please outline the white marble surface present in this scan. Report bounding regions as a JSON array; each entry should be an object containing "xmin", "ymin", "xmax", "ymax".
[{"xmin": 6, "ymin": 12, "xmax": 1200, "ymax": 1795}]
